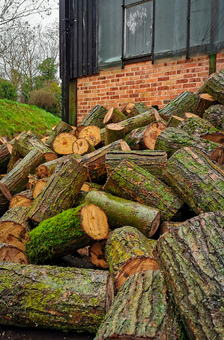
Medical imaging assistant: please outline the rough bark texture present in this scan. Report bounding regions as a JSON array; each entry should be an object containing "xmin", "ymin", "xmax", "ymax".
[
  {"xmin": 79, "ymin": 105, "xmax": 108, "ymax": 128},
  {"xmin": 179, "ymin": 116, "xmax": 220, "ymax": 137},
  {"xmin": 85, "ymin": 190, "xmax": 161, "ymax": 237},
  {"xmin": 0, "ymin": 242, "xmax": 28, "ymax": 264},
  {"xmin": 163, "ymin": 147, "xmax": 224, "ymax": 214},
  {"xmin": 158, "ymin": 91, "xmax": 199, "ymax": 121},
  {"xmin": 197, "ymin": 69, "xmax": 224, "ymax": 105},
  {"xmin": 104, "ymin": 159, "xmax": 183, "ymax": 221},
  {"xmin": 28, "ymin": 155, "xmax": 88, "ymax": 224},
  {"xmin": 167, "ymin": 115, "xmax": 184, "ymax": 128},
  {"xmin": 26, "ymin": 204, "xmax": 108, "ymax": 264},
  {"xmin": 105, "ymin": 226, "xmax": 158, "ymax": 290},
  {"xmin": 0, "ymin": 263, "xmax": 109, "ymax": 333},
  {"xmin": 103, "ymin": 107, "xmax": 126, "ymax": 125},
  {"xmin": 122, "ymin": 101, "xmax": 152, "ymax": 118},
  {"xmin": 35, "ymin": 156, "xmax": 71, "ymax": 179},
  {"xmin": 105, "ymin": 124, "xmax": 125, "ymax": 145},
  {"xmin": 105, "ymin": 150, "xmax": 167, "ymax": 179},
  {"xmin": 193, "ymin": 93, "xmax": 218, "ymax": 117},
  {"xmin": 154, "ymin": 211, "xmax": 224, "ymax": 340},
  {"xmin": 202, "ymin": 104, "xmax": 224, "ymax": 130}
]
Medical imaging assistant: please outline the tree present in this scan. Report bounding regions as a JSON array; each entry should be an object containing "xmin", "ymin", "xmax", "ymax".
[{"xmin": 0, "ymin": 78, "xmax": 17, "ymax": 101}]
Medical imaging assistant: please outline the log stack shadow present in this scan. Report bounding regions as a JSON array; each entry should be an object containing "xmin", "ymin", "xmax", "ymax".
[{"xmin": 0, "ymin": 70, "xmax": 224, "ymax": 339}]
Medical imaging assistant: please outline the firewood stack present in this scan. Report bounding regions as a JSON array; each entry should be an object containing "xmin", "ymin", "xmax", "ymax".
[{"xmin": 0, "ymin": 70, "xmax": 224, "ymax": 339}]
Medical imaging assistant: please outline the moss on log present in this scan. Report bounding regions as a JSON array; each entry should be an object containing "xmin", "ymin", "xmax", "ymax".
[
  {"xmin": 179, "ymin": 116, "xmax": 220, "ymax": 137},
  {"xmin": 203, "ymin": 104, "xmax": 224, "ymax": 130},
  {"xmin": 162, "ymin": 147, "xmax": 224, "ymax": 214},
  {"xmin": 104, "ymin": 159, "xmax": 183, "ymax": 221},
  {"xmin": 197, "ymin": 69, "xmax": 224, "ymax": 105},
  {"xmin": 154, "ymin": 211, "xmax": 224, "ymax": 340},
  {"xmin": 80, "ymin": 105, "xmax": 108, "ymax": 128},
  {"xmin": 85, "ymin": 190, "xmax": 161, "ymax": 237},
  {"xmin": 0, "ymin": 262, "xmax": 109, "ymax": 333}
]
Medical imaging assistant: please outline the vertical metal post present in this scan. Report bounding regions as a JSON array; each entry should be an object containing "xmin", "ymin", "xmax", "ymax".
[
  {"xmin": 186, "ymin": 0, "xmax": 191, "ymax": 59},
  {"xmin": 121, "ymin": 0, "xmax": 125, "ymax": 69},
  {"xmin": 151, "ymin": 0, "xmax": 155, "ymax": 64},
  {"xmin": 69, "ymin": 78, "xmax": 78, "ymax": 126},
  {"xmin": 209, "ymin": 54, "xmax": 216, "ymax": 74}
]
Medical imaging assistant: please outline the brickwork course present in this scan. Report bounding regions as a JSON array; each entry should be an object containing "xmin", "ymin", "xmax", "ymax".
[{"xmin": 77, "ymin": 50, "xmax": 224, "ymax": 124}]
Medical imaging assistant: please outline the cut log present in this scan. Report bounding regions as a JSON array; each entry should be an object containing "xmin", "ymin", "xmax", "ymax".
[
  {"xmin": 52, "ymin": 132, "xmax": 77, "ymax": 155},
  {"xmin": 179, "ymin": 116, "xmax": 220, "ymax": 137},
  {"xmin": 155, "ymin": 127, "xmax": 223, "ymax": 163},
  {"xmin": 103, "ymin": 107, "xmax": 126, "ymax": 125},
  {"xmin": 79, "ymin": 105, "xmax": 108, "ymax": 128},
  {"xmin": 94, "ymin": 270, "xmax": 178, "ymax": 340},
  {"xmin": 197, "ymin": 69, "xmax": 224, "ymax": 105},
  {"xmin": 78, "ymin": 139, "xmax": 131, "ymax": 183},
  {"xmin": 0, "ymin": 262, "xmax": 109, "ymax": 333},
  {"xmin": 26, "ymin": 204, "xmax": 109, "ymax": 264},
  {"xmin": 193, "ymin": 93, "xmax": 218, "ymax": 117},
  {"xmin": 45, "ymin": 120, "xmax": 73, "ymax": 148},
  {"xmin": 78, "ymin": 126, "xmax": 101, "ymax": 147},
  {"xmin": 105, "ymin": 150, "xmax": 167, "ymax": 179},
  {"xmin": 105, "ymin": 123, "xmax": 125, "ymax": 145},
  {"xmin": 163, "ymin": 147, "xmax": 224, "ymax": 214},
  {"xmin": 9, "ymin": 190, "xmax": 33, "ymax": 209},
  {"xmin": 26, "ymin": 174, "xmax": 38, "ymax": 190},
  {"xmin": 81, "ymin": 182, "xmax": 102, "ymax": 192},
  {"xmin": 7, "ymin": 139, "xmax": 21, "ymax": 172},
  {"xmin": 0, "ymin": 149, "xmax": 46, "ymax": 213},
  {"xmin": 167, "ymin": 115, "xmax": 184, "ymax": 127},
  {"xmin": 105, "ymin": 226, "xmax": 159, "ymax": 290},
  {"xmin": 0, "ymin": 207, "xmax": 31, "ymax": 251},
  {"xmin": 104, "ymin": 159, "xmax": 183, "ymax": 221},
  {"xmin": 85, "ymin": 190, "xmax": 161, "ymax": 237},
  {"xmin": 89, "ymin": 240, "xmax": 108, "ymax": 269},
  {"xmin": 32, "ymin": 178, "xmax": 49, "ymax": 198},
  {"xmin": 0, "ymin": 143, "xmax": 11, "ymax": 174},
  {"xmin": 28, "ymin": 155, "xmax": 88, "ymax": 224},
  {"xmin": 154, "ymin": 211, "xmax": 224, "ymax": 340},
  {"xmin": 35, "ymin": 156, "xmax": 76, "ymax": 179},
  {"xmin": 0, "ymin": 242, "xmax": 28, "ymax": 264},
  {"xmin": 72, "ymin": 138, "xmax": 95, "ymax": 155},
  {"xmin": 60, "ymin": 254, "xmax": 97, "ymax": 269},
  {"xmin": 122, "ymin": 101, "xmax": 151, "ymax": 118},
  {"xmin": 202, "ymin": 104, "xmax": 224, "ymax": 130},
  {"xmin": 158, "ymin": 91, "xmax": 199, "ymax": 121}
]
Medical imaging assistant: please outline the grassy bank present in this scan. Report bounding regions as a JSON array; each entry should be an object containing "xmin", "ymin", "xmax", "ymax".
[{"xmin": 0, "ymin": 99, "xmax": 61, "ymax": 140}]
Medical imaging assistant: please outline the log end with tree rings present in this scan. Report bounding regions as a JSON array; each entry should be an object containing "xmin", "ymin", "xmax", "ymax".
[
  {"xmin": 52, "ymin": 132, "xmax": 77, "ymax": 155},
  {"xmin": 72, "ymin": 138, "xmax": 95, "ymax": 156},
  {"xmin": 143, "ymin": 121, "xmax": 167, "ymax": 150},
  {"xmin": 78, "ymin": 126, "xmax": 101, "ymax": 146},
  {"xmin": 89, "ymin": 240, "xmax": 108, "ymax": 269},
  {"xmin": 0, "ymin": 242, "xmax": 28, "ymax": 264},
  {"xmin": 80, "ymin": 204, "xmax": 109, "ymax": 241}
]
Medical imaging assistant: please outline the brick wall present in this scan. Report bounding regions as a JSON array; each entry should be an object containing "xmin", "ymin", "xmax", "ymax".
[{"xmin": 77, "ymin": 50, "xmax": 224, "ymax": 124}]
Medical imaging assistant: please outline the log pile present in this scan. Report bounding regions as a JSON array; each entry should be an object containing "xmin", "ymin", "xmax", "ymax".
[{"xmin": 0, "ymin": 70, "xmax": 224, "ymax": 338}]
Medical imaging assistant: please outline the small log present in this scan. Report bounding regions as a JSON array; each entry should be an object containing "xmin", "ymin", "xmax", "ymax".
[
  {"xmin": 0, "ymin": 242, "xmax": 28, "ymax": 264},
  {"xmin": 0, "ymin": 143, "xmax": 11, "ymax": 174},
  {"xmin": 78, "ymin": 139, "xmax": 131, "ymax": 183},
  {"xmin": 45, "ymin": 120, "xmax": 73, "ymax": 148},
  {"xmin": 0, "ymin": 207, "xmax": 31, "ymax": 251},
  {"xmin": 197, "ymin": 69, "xmax": 224, "ymax": 105},
  {"xmin": 26, "ymin": 174, "xmax": 38, "ymax": 190},
  {"xmin": 105, "ymin": 150, "xmax": 167, "ymax": 179},
  {"xmin": 202, "ymin": 104, "xmax": 224, "ymax": 130},
  {"xmin": 103, "ymin": 107, "xmax": 126, "ymax": 125},
  {"xmin": 78, "ymin": 126, "xmax": 101, "ymax": 147},
  {"xmin": 0, "ymin": 262, "xmax": 109, "ymax": 333},
  {"xmin": 28, "ymin": 155, "xmax": 88, "ymax": 224},
  {"xmin": 105, "ymin": 123, "xmax": 125, "ymax": 145},
  {"xmin": 89, "ymin": 240, "xmax": 108, "ymax": 269},
  {"xmin": 154, "ymin": 211, "xmax": 224, "ymax": 340},
  {"xmin": 85, "ymin": 191, "xmax": 161, "ymax": 238},
  {"xmin": 36, "ymin": 156, "xmax": 75, "ymax": 179},
  {"xmin": 163, "ymin": 147, "xmax": 224, "ymax": 214},
  {"xmin": 9, "ymin": 190, "xmax": 33, "ymax": 209},
  {"xmin": 167, "ymin": 115, "xmax": 184, "ymax": 127},
  {"xmin": 122, "ymin": 101, "xmax": 151, "ymax": 118},
  {"xmin": 179, "ymin": 116, "xmax": 220, "ymax": 137},
  {"xmin": 79, "ymin": 105, "xmax": 108, "ymax": 128},
  {"xmin": 105, "ymin": 226, "xmax": 159, "ymax": 290},
  {"xmin": 52, "ymin": 132, "xmax": 77, "ymax": 155},
  {"xmin": 72, "ymin": 138, "xmax": 95, "ymax": 155},
  {"xmin": 159, "ymin": 91, "xmax": 199, "ymax": 121},
  {"xmin": 81, "ymin": 182, "xmax": 102, "ymax": 192},
  {"xmin": 7, "ymin": 139, "xmax": 21, "ymax": 172},
  {"xmin": 184, "ymin": 112, "xmax": 200, "ymax": 119},
  {"xmin": 26, "ymin": 204, "xmax": 109, "ymax": 264},
  {"xmin": 104, "ymin": 159, "xmax": 183, "ymax": 221},
  {"xmin": 32, "ymin": 178, "xmax": 49, "ymax": 198},
  {"xmin": 193, "ymin": 93, "xmax": 218, "ymax": 117}
]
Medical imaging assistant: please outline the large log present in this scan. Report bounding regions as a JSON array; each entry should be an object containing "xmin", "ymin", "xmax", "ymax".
[
  {"xmin": 45, "ymin": 120, "xmax": 73, "ymax": 148},
  {"xmin": 0, "ymin": 242, "xmax": 28, "ymax": 264},
  {"xmin": 26, "ymin": 204, "xmax": 109, "ymax": 264},
  {"xmin": 202, "ymin": 104, "xmax": 224, "ymax": 130},
  {"xmin": 154, "ymin": 211, "xmax": 224, "ymax": 340},
  {"xmin": 52, "ymin": 132, "xmax": 77, "ymax": 155},
  {"xmin": 163, "ymin": 147, "xmax": 224, "ymax": 214},
  {"xmin": 103, "ymin": 107, "xmax": 126, "ymax": 125},
  {"xmin": 179, "ymin": 116, "xmax": 220, "ymax": 137},
  {"xmin": 79, "ymin": 105, "xmax": 108, "ymax": 128},
  {"xmin": 0, "ymin": 262, "xmax": 109, "ymax": 333},
  {"xmin": 197, "ymin": 69, "xmax": 224, "ymax": 105},
  {"xmin": 105, "ymin": 226, "xmax": 159, "ymax": 290},
  {"xmin": 0, "ymin": 143, "xmax": 11, "ymax": 174},
  {"xmin": 28, "ymin": 155, "xmax": 88, "ymax": 225},
  {"xmin": 105, "ymin": 149, "xmax": 167, "ymax": 179},
  {"xmin": 104, "ymin": 159, "xmax": 183, "ymax": 221},
  {"xmin": 85, "ymin": 190, "xmax": 161, "ymax": 237},
  {"xmin": 193, "ymin": 93, "xmax": 218, "ymax": 117},
  {"xmin": 158, "ymin": 91, "xmax": 199, "ymax": 121}
]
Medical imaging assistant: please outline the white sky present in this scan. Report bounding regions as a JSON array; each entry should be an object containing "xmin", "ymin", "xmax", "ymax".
[{"xmin": 28, "ymin": 0, "xmax": 59, "ymax": 26}]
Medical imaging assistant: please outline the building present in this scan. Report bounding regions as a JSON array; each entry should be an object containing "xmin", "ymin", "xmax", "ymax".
[{"xmin": 59, "ymin": 0, "xmax": 224, "ymax": 124}]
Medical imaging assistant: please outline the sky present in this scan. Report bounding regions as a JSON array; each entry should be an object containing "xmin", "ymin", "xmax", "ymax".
[{"xmin": 28, "ymin": 0, "xmax": 59, "ymax": 26}]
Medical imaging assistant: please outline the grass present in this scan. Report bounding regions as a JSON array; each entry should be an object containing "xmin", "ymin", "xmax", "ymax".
[{"xmin": 0, "ymin": 99, "xmax": 61, "ymax": 140}]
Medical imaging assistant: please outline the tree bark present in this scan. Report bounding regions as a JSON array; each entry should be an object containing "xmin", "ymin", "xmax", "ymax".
[
  {"xmin": 26, "ymin": 204, "xmax": 109, "ymax": 264},
  {"xmin": 202, "ymin": 104, "xmax": 224, "ymax": 130},
  {"xmin": 122, "ymin": 101, "xmax": 152, "ymax": 118},
  {"xmin": 154, "ymin": 210, "xmax": 224, "ymax": 340},
  {"xmin": 197, "ymin": 69, "xmax": 224, "ymax": 105},
  {"xmin": 105, "ymin": 124, "xmax": 125, "ymax": 145},
  {"xmin": 193, "ymin": 93, "xmax": 218, "ymax": 117},
  {"xmin": 0, "ymin": 262, "xmax": 109, "ymax": 333},
  {"xmin": 104, "ymin": 159, "xmax": 183, "ymax": 221},
  {"xmin": 179, "ymin": 116, "xmax": 220, "ymax": 138},
  {"xmin": 0, "ymin": 207, "xmax": 31, "ymax": 251},
  {"xmin": 28, "ymin": 155, "xmax": 88, "ymax": 224},
  {"xmin": 158, "ymin": 91, "xmax": 199, "ymax": 121},
  {"xmin": 105, "ymin": 150, "xmax": 167, "ymax": 179},
  {"xmin": 79, "ymin": 105, "xmax": 108, "ymax": 128},
  {"xmin": 103, "ymin": 107, "xmax": 126, "ymax": 125},
  {"xmin": 163, "ymin": 147, "xmax": 224, "ymax": 214},
  {"xmin": 105, "ymin": 226, "xmax": 158, "ymax": 290},
  {"xmin": 35, "ymin": 156, "xmax": 76, "ymax": 179},
  {"xmin": 0, "ymin": 242, "xmax": 28, "ymax": 264},
  {"xmin": 85, "ymin": 190, "xmax": 161, "ymax": 238},
  {"xmin": 167, "ymin": 115, "xmax": 184, "ymax": 127}
]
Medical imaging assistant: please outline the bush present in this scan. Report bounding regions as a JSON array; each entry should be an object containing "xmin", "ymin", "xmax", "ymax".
[
  {"xmin": 29, "ymin": 88, "xmax": 61, "ymax": 116},
  {"xmin": 0, "ymin": 78, "xmax": 17, "ymax": 101}
]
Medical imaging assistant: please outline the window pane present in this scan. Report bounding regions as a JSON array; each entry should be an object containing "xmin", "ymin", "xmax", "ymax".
[
  {"xmin": 190, "ymin": 0, "xmax": 211, "ymax": 47},
  {"xmin": 125, "ymin": 1, "xmax": 152, "ymax": 58}
]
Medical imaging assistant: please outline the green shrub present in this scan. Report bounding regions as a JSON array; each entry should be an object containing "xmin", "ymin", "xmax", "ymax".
[
  {"xmin": 0, "ymin": 78, "xmax": 17, "ymax": 101},
  {"xmin": 29, "ymin": 88, "xmax": 61, "ymax": 116}
]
